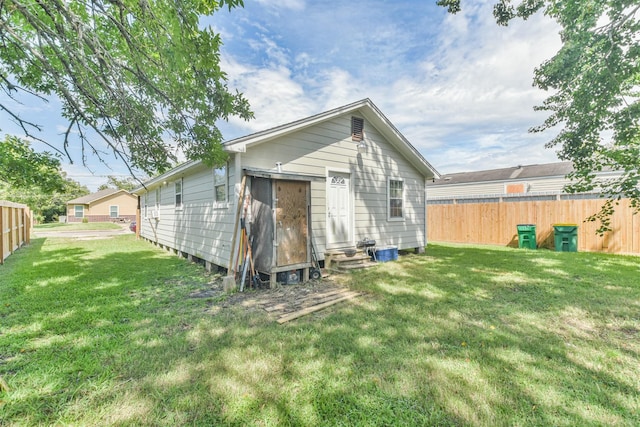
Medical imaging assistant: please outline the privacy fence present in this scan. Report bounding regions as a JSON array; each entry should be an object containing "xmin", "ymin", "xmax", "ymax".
[
  {"xmin": 1, "ymin": 201, "xmax": 31, "ymax": 264},
  {"xmin": 427, "ymin": 193, "xmax": 640, "ymax": 255}
]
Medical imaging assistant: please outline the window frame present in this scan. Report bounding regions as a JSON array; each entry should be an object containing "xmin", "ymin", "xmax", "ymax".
[
  {"xmin": 213, "ymin": 165, "xmax": 228, "ymax": 206},
  {"xmin": 155, "ymin": 187, "xmax": 161, "ymax": 218},
  {"xmin": 175, "ymin": 179, "xmax": 183, "ymax": 209},
  {"xmin": 109, "ymin": 205, "xmax": 119, "ymax": 218},
  {"xmin": 74, "ymin": 205, "xmax": 84, "ymax": 218},
  {"xmin": 387, "ymin": 178, "xmax": 405, "ymax": 221}
]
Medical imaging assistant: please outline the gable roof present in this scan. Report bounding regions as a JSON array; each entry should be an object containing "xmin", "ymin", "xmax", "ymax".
[
  {"xmin": 224, "ymin": 98, "xmax": 439, "ymax": 179},
  {"xmin": 67, "ymin": 188, "xmax": 132, "ymax": 205},
  {"xmin": 133, "ymin": 99, "xmax": 440, "ymax": 193},
  {"xmin": 428, "ymin": 162, "xmax": 576, "ymax": 186}
]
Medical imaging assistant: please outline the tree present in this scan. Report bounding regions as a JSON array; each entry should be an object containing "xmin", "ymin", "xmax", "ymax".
[
  {"xmin": 97, "ymin": 175, "xmax": 139, "ymax": 192},
  {"xmin": 0, "ymin": 0, "xmax": 253, "ymax": 176},
  {"xmin": 0, "ymin": 176, "xmax": 90, "ymax": 223},
  {"xmin": 0, "ymin": 135, "xmax": 88, "ymax": 222},
  {"xmin": 0, "ymin": 134, "xmax": 66, "ymax": 193},
  {"xmin": 438, "ymin": 0, "xmax": 640, "ymax": 232}
]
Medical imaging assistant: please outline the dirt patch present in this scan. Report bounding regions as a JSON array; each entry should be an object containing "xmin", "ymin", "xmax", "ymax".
[{"xmin": 191, "ymin": 274, "xmax": 358, "ymax": 321}]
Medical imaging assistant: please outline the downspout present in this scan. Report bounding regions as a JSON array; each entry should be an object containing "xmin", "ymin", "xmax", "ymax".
[
  {"xmin": 136, "ymin": 195, "xmax": 141, "ymax": 239},
  {"xmin": 424, "ymin": 178, "xmax": 428, "ymax": 251}
]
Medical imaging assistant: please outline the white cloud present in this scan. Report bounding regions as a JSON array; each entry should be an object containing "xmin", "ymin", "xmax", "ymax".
[
  {"xmin": 210, "ymin": 0, "xmax": 564, "ymax": 174},
  {"xmin": 254, "ymin": 0, "xmax": 305, "ymax": 11}
]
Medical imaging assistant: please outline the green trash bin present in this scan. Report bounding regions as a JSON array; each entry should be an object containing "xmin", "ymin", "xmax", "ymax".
[
  {"xmin": 553, "ymin": 224, "xmax": 578, "ymax": 252},
  {"xmin": 517, "ymin": 224, "xmax": 537, "ymax": 249}
]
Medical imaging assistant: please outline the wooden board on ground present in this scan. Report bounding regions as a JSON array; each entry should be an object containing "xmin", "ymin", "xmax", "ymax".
[
  {"xmin": 262, "ymin": 287, "xmax": 352, "ymax": 313},
  {"xmin": 276, "ymin": 291, "xmax": 361, "ymax": 324}
]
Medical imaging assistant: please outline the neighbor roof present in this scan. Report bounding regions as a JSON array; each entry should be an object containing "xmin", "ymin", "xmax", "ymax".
[
  {"xmin": 67, "ymin": 188, "xmax": 130, "ymax": 205},
  {"xmin": 427, "ymin": 162, "xmax": 578, "ymax": 186}
]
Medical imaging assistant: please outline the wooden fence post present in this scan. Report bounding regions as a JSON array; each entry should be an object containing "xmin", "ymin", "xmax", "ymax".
[
  {"xmin": 0, "ymin": 205, "xmax": 4, "ymax": 265},
  {"xmin": 0, "ymin": 201, "xmax": 31, "ymax": 265}
]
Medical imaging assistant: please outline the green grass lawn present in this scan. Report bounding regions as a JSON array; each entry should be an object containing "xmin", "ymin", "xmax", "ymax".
[
  {"xmin": 1, "ymin": 237, "xmax": 638, "ymax": 426},
  {"xmin": 33, "ymin": 222, "xmax": 123, "ymax": 231}
]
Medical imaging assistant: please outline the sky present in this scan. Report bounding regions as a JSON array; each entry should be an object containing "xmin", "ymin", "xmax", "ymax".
[{"xmin": 0, "ymin": 0, "xmax": 563, "ymax": 191}]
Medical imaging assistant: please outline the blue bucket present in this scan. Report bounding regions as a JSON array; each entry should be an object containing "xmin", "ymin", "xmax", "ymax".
[{"xmin": 374, "ymin": 246, "xmax": 398, "ymax": 262}]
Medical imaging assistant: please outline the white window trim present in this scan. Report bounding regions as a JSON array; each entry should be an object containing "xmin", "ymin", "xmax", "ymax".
[
  {"xmin": 387, "ymin": 177, "xmax": 405, "ymax": 222},
  {"xmin": 74, "ymin": 205, "xmax": 84, "ymax": 218},
  {"xmin": 109, "ymin": 205, "xmax": 119, "ymax": 218},
  {"xmin": 142, "ymin": 194, "xmax": 147, "ymax": 218},
  {"xmin": 175, "ymin": 178, "xmax": 183, "ymax": 210},
  {"xmin": 155, "ymin": 187, "xmax": 161, "ymax": 218},
  {"xmin": 213, "ymin": 165, "xmax": 230, "ymax": 208}
]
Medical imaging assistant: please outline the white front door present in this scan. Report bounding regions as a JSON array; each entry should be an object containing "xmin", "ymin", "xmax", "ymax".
[{"xmin": 327, "ymin": 171, "xmax": 352, "ymax": 248}]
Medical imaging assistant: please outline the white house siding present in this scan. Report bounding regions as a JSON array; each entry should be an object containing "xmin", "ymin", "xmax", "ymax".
[
  {"xmin": 239, "ymin": 114, "xmax": 427, "ymax": 254},
  {"xmin": 139, "ymin": 163, "xmax": 237, "ymax": 268}
]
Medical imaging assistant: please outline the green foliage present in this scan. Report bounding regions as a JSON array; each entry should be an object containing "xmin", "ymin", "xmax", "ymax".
[
  {"xmin": 97, "ymin": 175, "xmax": 139, "ymax": 192},
  {"xmin": 0, "ymin": 0, "xmax": 253, "ymax": 175},
  {"xmin": 0, "ymin": 135, "xmax": 88, "ymax": 222},
  {"xmin": 1, "ymin": 240, "xmax": 638, "ymax": 425},
  {"xmin": 0, "ymin": 135, "xmax": 66, "ymax": 193},
  {"xmin": 0, "ymin": 169, "xmax": 90, "ymax": 222},
  {"xmin": 440, "ymin": 1, "xmax": 640, "ymax": 231}
]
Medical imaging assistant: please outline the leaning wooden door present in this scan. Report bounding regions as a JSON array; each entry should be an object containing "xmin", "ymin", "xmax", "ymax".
[
  {"xmin": 275, "ymin": 180, "xmax": 308, "ymax": 266},
  {"xmin": 250, "ymin": 177, "xmax": 273, "ymax": 273}
]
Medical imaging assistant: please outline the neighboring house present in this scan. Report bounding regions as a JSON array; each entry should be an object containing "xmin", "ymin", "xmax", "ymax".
[
  {"xmin": 66, "ymin": 188, "xmax": 137, "ymax": 223},
  {"xmin": 426, "ymin": 161, "xmax": 621, "ymax": 200},
  {"xmin": 425, "ymin": 161, "xmax": 639, "ymax": 254},
  {"xmin": 132, "ymin": 99, "xmax": 439, "ymax": 283}
]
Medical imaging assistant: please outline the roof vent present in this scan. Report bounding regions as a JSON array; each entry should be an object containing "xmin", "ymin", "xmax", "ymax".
[
  {"xmin": 509, "ymin": 166, "xmax": 524, "ymax": 179},
  {"xmin": 351, "ymin": 117, "xmax": 364, "ymax": 141}
]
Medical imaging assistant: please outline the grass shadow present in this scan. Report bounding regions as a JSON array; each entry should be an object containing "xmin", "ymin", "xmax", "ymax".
[{"xmin": 1, "ymin": 239, "xmax": 638, "ymax": 425}]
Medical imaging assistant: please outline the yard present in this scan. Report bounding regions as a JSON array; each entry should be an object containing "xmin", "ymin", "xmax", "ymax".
[
  {"xmin": 1, "ymin": 235, "xmax": 639, "ymax": 426},
  {"xmin": 32, "ymin": 222, "xmax": 122, "ymax": 231}
]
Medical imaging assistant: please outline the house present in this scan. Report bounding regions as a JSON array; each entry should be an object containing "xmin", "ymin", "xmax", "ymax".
[
  {"xmin": 131, "ymin": 99, "xmax": 439, "ymax": 284},
  {"xmin": 426, "ymin": 161, "xmax": 621, "ymax": 200},
  {"xmin": 66, "ymin": 188, "xmax": 137, "ymax": 223}
]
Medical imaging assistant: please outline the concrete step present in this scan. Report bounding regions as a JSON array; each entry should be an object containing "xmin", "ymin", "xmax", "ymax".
[{"xmin": 325, "ymin": 248, "xmax": 377, "ymax": 272}]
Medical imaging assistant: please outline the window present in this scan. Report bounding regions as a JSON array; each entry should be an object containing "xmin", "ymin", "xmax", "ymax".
[
  {"xmin": 175, "ymin": 179, "xmax": 183, "ymax": 208},
  {"xmin": 74, "ymin": 205, "xmax": 84, "ymax": 218},
  {"xmin": 214, "ymin": 166, "xmax": 227, "ymax": 203},
  {"xmin": 506, "ymin": 183, "xmax": 526, "ymax": 194},
  {"xmin": 388, "ymin": 179, "xmax": 404, "ymax": 220},
  {"xmin": 351, "ymin": 117, "xmax": 364, "ymax": 141},
  {"xmin": 109, "ymin": 205, "xmax": 119, "ymax": 218},
  {"xmin": 155, "ymin": 187, "xmax": 161, "ymax": 217}
]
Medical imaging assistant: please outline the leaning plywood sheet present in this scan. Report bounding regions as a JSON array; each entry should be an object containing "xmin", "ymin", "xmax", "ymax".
[{"xmin": 275, "ymin": 180, "xmax": 308, "ymax": 266}]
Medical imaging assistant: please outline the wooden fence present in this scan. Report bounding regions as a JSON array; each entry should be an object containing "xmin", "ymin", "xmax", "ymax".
[
  {"xmin": 1, "ymin": 201, "xmax": 31, "ymax": 264},
  {"xmin": 427, "ymin": 197, "xmax": 640, "ymax": 255}
]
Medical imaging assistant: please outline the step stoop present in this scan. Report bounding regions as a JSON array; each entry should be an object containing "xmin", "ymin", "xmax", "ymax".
[{"xmin": 325, "ymin": 248, "xmax": 377, "ymax": 272}]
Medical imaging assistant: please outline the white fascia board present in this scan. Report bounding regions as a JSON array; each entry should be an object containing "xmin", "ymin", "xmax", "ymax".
[{"xmin": 131, "ymin": 160, "xmax": 203, "ymax": 195}]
